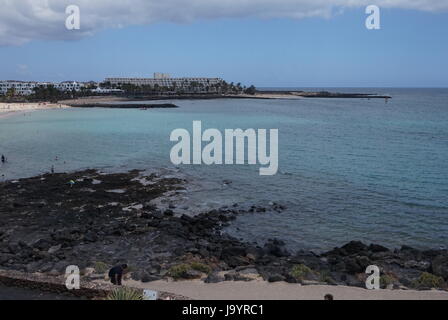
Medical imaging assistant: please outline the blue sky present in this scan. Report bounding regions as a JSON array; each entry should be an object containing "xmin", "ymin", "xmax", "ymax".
[{"xmin": 0, "ymin": 6, "xmax": 447, "ymax": 87}]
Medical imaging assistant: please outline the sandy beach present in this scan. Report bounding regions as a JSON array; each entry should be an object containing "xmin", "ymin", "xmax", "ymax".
[
  {"xmin": 0, "ymin": 103, "xmax": 70, "ymax": 119},
  {"xmin": 109, "ymin": 279, "xmax": 448, "ymax": 300},
  {"xmin": 60, "ymin": 96, "xmax": 128, "ymax": 105}
]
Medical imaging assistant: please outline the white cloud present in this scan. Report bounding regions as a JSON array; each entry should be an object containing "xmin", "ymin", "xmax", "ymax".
[{"xmin": 0, "ymin": 0, "xmax": 447, "ymax": 46}]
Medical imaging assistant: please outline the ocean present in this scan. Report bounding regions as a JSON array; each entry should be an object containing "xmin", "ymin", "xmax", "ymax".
[{"xmin": 1, "ymin": 88, "xmax": 447, "ymax": 252}]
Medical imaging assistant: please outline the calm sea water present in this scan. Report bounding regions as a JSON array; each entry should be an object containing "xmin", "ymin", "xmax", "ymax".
[{"xmin": 1, "ymin": 88, "xmax": 447, "ymax": 251}]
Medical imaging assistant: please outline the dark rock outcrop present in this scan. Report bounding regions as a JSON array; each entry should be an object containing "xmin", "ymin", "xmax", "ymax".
[{"xmin": 0, "ymin": 170, "xmax": 446, "ymax": 291}]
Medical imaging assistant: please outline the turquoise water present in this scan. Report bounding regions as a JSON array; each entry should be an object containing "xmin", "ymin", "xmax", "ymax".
[{"xmin": 1, "ymin": 88, "xmax": 447, "ymax": 251}]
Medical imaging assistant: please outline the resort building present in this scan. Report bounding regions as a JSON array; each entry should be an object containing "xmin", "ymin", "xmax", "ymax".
[
  {"xmin": 0, "ymin": 80, "xmax": 88, "ymax": 95},
  {"xmin": 105, "ymin": 74, "xmax": 223, "ymax": 91},
  {"xmin": 55, "ymin": 81, "xmax": 85, "ymax": 92},
  {"xmin": 0, "ymin": 80, "xmax": 39, "ymax": 95}
]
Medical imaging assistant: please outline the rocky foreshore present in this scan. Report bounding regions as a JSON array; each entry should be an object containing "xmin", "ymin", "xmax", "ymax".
[
  {"xmin": 0, "ymin": 170, "xmax": 446, "ymax": 293},
  {"xmin": 69, "ymin": 103, "xmax": 179, "ymax": 109}
]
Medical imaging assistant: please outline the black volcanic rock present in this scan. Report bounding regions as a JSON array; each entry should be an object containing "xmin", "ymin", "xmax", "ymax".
[
  {"xmin": 263, "ymin": 239, "xmax": 290, "ymax": 257},
  {"xmin": 341, "ymin": 241, "xmax": 369, "ymax": 255},
  {"xmin": 432, "ymin": 255, "xmax": 448, "ymax": 280},
  {"xmin": 369, "ymin": 243, "xmax": 389, "ymax": 253},
  {"xmin": 0, "ymin": 170, "xmax": 446, "ymax": 291},
  {"xmin": 71, "ymin": 103, "xmax": 179, "ymax": 109}
]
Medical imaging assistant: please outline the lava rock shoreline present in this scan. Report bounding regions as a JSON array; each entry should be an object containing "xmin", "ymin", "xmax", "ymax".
[
  {"xmin": 0, "ymin": 170, "xmax": 446, "ymax": 291},
  {"xmin": 69, "ymin": 103, "xmax": 179, "ymax": 109}
]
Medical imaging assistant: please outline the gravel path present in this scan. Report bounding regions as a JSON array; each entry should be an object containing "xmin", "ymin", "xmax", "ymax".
[{"xmin": 0, "ymin": 285, "xmax": 80, "ymax": 300}]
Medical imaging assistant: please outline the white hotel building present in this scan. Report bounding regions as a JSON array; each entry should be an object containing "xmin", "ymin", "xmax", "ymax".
[
  {"xmin": 105, "ymin": 73, "xmax": 223, "ymax": 89},
  {"xmin": 0, "ymin": 81, "xmax": 39, "ymax": 95},
  {"xmin": 0, "ymin": 80, "xmax": 86, "ymax": 95},
  {"xmin": 55, "ymin": 81, "xmax": 85, "ymax": 92}
]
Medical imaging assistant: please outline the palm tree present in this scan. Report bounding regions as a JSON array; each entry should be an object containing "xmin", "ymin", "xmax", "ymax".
[
  {"xmin": 244, "ymin": 85, "xmax": 257, "ymax": 95},
  {"xmin": 6, "ymin": 87, "xmax": 16, "ymax": 98}
]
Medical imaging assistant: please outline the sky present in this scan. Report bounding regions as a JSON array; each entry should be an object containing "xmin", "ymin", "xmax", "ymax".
[{"xmin": 0, "ymin": 0, "xmax": 447, "ymax": 87}]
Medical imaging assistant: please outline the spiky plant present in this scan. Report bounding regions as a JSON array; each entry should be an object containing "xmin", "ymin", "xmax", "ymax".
[{"xmin": 106, "ymin": 287, "xmax": 143, "ymax": 300}]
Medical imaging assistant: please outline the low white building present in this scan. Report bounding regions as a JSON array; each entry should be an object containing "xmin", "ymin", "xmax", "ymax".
[
  {"xmin": 0, "ymin": 81, "xmax": 39, "ymax": 95},
  {"xmin": 0, "ymin": 80, "xmax": 88, "ymax": 95},
  {"xmin": 91, "ymin": 87, "xmax": 124, "ymax": 94},
  {"xmin": 55, "ymin": 81, "xmax": 85, "ymax": 92}
]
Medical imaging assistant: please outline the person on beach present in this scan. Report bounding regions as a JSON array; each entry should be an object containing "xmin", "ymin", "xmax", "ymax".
[
  {"xmin": 1, "ymin": 155, "xmax": 5, "ymax": 163},
  {"xmin": 108, "ymin": 264, "xmax": 128, "ymax": 285}
]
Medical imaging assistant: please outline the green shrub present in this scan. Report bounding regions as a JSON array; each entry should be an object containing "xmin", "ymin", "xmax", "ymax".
[
  {"xmin": 412, "ymin": 272, "xmax": 445, "ymax": 289},
  {"xmin": 168, "ymin": 264, "xmax": 191, "ymax": 279},
  {"xmin": 190, "ymin": 262, "xmax": 212, "ymax": 274},
  {"xmin": 94, "ymin": 261, "xmax": 109, "ymax": 274},
  {"xmin": 380, "ymin": 274, "xmax": 396, "ymax": 288},
  {"xmin": 290, "ymin": 264, "xmax": 314, "ymax": 281},
  {"xmin": 168, "ymin": 262, "xmax": 211, "ymax": 279},
  {"xmin": 106, "ymin": 287, "xmax": 143, "ymax": 300}
]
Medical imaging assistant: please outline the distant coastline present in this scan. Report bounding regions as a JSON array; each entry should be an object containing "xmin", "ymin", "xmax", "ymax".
[
  {"xmin": 0, "ymin": 89, "xmax": 392, "ymax": 119},
  {"xmin": 258, "ymin": 90, "xmax": 392, "ymax": 99},
  {"xmin": 62, "ymin": 90, "xmax": 392, "ymax": 105}
]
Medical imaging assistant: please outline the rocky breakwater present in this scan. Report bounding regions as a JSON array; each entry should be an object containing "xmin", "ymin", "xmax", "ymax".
[
  {"xmin": 70, "ymin": 103, "xmax": 179, "ymax": 109},
  {"xmin": 0, "ymin": 170, "xmax": 447, "ymax": 292}
]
